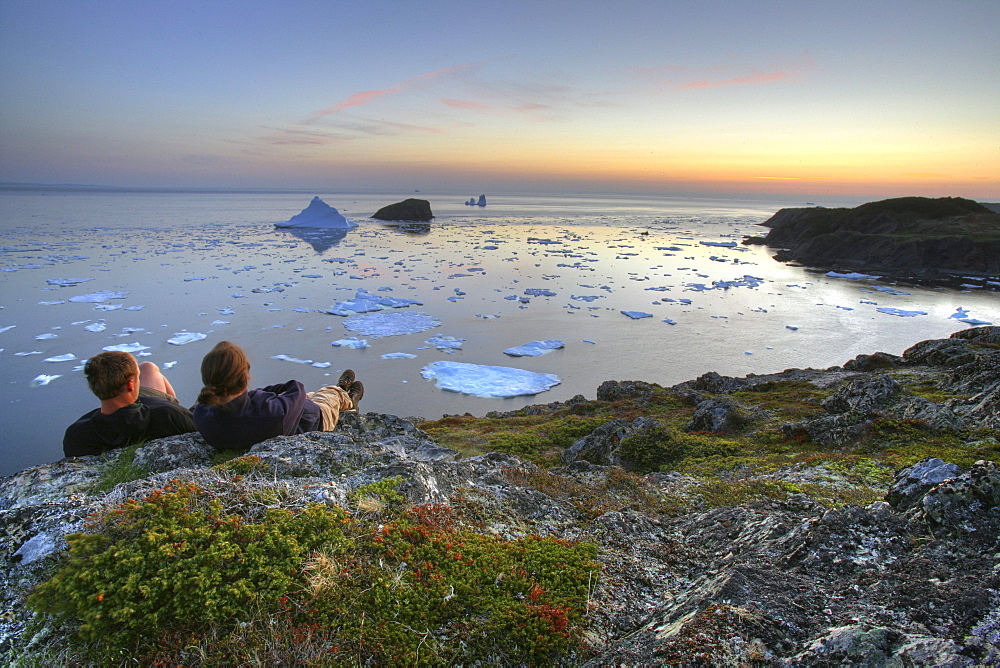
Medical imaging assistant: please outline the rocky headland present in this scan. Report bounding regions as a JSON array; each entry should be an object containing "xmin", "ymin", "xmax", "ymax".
[
  {"xmin": 2, "ymin": 327, "xmax": 999, "ymax": 664},
  {"xmin": 747, "ymin": 197, "xmax": 1000, "ymax": 287}
]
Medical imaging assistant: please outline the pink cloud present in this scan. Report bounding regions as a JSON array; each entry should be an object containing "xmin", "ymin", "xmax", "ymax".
[
  {"xmin": 635, "ymin": 55, "xmax": 816, "ymax": 91},
  {"xmin": 311, "ymin": 61, "xmax": 482, "ymax": 120}
]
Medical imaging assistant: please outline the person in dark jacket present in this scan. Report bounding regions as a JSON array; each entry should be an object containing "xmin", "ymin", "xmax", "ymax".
[
  {"xmin": 192, "ymin": 340, "xmax": 363, "ymax": 451},
  {"xmin": 63, "ymin": 351, "xmax": 196, "ymax": 457}
]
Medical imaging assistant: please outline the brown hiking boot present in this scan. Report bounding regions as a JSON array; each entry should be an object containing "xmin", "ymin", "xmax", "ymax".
[
  {"xmin": 348, "ymin": 381, "xmax": 364, "ymax": 410},
  {"xmin": 337, "ymin": 369, "xmax": 355, "ymax": 391}
]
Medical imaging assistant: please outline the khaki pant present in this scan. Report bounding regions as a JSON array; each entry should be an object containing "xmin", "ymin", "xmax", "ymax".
[{"xmin": 307, "ymin": 385, "xmax": 355, "ymax": 431}]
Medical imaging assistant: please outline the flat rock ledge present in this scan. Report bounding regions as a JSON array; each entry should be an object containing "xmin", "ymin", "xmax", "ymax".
[{"xmin": 3, "ymin": 330, "xmax": 1000, "ymax": 664}]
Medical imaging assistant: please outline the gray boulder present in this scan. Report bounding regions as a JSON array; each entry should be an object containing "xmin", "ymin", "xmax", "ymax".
[
  {"xmin": 134, "ymin": 432, "xmax": 215, "ymax": 472},
  {"xmin": 821, "ymin": 374, "xmax": 903, "ymax": 415},
  {"xmin": 886, "ymin": 457, "xmax": 962, "ymax": 512},
  {"xmin": 686, "ymin": 395, "xmax": 766, "ymax": 433}
]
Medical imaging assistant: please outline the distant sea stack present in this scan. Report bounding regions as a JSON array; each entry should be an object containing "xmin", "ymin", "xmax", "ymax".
[
  {"xmin": 371, "ymin": 198, "xmax": 434, "ymax": 222},
  {"xmin": 755, "ymin": 197, "xmax": 1000, "ymax": 281}
]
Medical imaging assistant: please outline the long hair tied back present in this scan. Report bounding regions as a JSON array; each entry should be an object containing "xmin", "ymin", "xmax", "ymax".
[{"xmin": 197, "ymin": 340, "xmax": 250, "ymax": 406}]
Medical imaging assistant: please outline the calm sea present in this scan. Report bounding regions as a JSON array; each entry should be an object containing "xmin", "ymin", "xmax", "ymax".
[{"xmin": 1, "ymin": 188, "xmax": 996, "ymax": 477}]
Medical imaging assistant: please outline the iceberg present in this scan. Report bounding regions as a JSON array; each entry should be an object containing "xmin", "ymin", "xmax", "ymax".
[
  {"xmin": 621, "ymin": 311, "xmax": 654, "ymax": 319},
  {"xmin": 421, "ymin": 361, "xmax": 560, "ymax": 398},
  {"xmin": 465, "ymin": 194, "xmax": 487, "ymax": 207},
  {"xmin": 343, "ymin": 311, "xmax": 440, "ymax": 337},
  {"xmin": 275, "ymin": 196, "xmax": 358, "ymax": 229},
  {"xmin": 503, "ymin": 339, "xmax": 565, "ymax": 357},
  {"xmin": 167, "ymin": 331, "xmax": 208, "ymax": 345}
]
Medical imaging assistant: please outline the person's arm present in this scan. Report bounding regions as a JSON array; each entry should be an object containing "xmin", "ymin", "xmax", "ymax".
[{"xmin": 257, "ymin": 380, "xmax": 309, "ymax": 435}]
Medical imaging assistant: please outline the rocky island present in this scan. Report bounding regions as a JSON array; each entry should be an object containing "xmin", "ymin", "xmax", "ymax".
[
  {"xmin": 749, "ymin": 197, "xmax": 1000, "ymax": 286},
  {"xmin": 2, "ymin": 327, "xmax": 999, "ymax": 664}
]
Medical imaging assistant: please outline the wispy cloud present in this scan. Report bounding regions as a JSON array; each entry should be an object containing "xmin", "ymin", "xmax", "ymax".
[
  {"xmin": 310, "ymin": 62, "xmax": 482, "ymax": 121},
  {"xmin": 635, "ymin": 54, "xmax": 816, "ymax": 90},
  {"xmin": 440, "ymin": 97, "xmax": 491, "ymax": 110}
]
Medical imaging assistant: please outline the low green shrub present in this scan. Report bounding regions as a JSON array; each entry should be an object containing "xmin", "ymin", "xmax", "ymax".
[
  {"xmin": 91, "ymin": 443, "xmax": 150, "ymax": 492},
  {"xmin": 28, "ymin": 479, "xmax": 599, "ymax": 664}
]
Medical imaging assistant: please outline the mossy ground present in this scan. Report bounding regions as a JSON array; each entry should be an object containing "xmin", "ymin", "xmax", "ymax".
[{"xmin": 420, "ymin": 375, "xmax": 1000, "ymax": 511}]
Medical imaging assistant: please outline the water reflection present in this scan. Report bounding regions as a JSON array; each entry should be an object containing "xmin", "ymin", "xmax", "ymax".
[
  {"xmin": 279, "ymin": 226, "xmax": 351, "ymax": 253},
  {"xmin": 381, "ymin": 222, "xmax": 431, "ymax": 235}
]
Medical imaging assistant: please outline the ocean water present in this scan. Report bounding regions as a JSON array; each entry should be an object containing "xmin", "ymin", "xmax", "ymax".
[{"xmin": 2, "ymin": 188, "xmax": 997, "ymax": 477}]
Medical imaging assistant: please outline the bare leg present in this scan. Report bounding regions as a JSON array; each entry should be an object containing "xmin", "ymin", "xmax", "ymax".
[{"xmin": 137, "ymin": 362, "xmax": 176, "ymax": 398}]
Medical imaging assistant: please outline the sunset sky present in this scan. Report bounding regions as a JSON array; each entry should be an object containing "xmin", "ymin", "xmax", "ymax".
[{"xmin": 1, "ymin": 0, "xmax": 998, "ymax": 198}]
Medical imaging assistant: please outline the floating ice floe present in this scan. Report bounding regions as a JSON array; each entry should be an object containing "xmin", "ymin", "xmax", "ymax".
[
  {"xmin": 37, "ymin": 301, "xmax": 64, "ymax": 306},
  {"xmin": 275, "ymin": 196, "xmax": 358, "ymax": 229},
  {"xmin": 31, "ymin": 374, "xmax": 61, "ymax": 387},
  {"xmin": 43, "ymin": 353, "xmax": 77, "ymax": 362},
  {"xmin": 35, "ymin": 333, "xmax": 58, "ymax": 340},
  {"xmin": 84, "ymin": 321, "xmax": 107, "ymax": 332},
  {"xmin": 167, "ymin": 331, "xmax": 208, "ymax": 346},
  {"xmin": 103, "ymin": 342, "xmax": 151, "ymax": 353},
  {"xmin": 0, "ymin": 325, "xmax": 15, "ymax": 335},
  {"xmin": 426, "ymin": 334, "xmax": 465, "ymax": 352},
  {"xmin": 382, "ymin": 352, "xmax": 417, "ymax": 359},
  {"xmin": 949, "ymin": 307, "xmax": 993, "ymax": 325},
  {"xmin": 503, "ymin": 339, "xmax": 565, "ymax": 357},
  {"xmin": 621, "ymin": 311, "xmax": 654, "ymax": 319},
  {"xmin": 68, "ymin": 290, "xmax": 129, "ymax": 303},
  {"xmin": 826, "ymin": 271, "xmax": 881, "ymax": 280},
  {"xmin": 326, "ymin": 289, "xmax": 422, "ymax": 315},
  {"xmin": 46, "ymin": 278, "xmax": 93, "ymax": 287},
  {"xmin": 342, "ymin": 311, "xmax": 441, "ymax": 337},
  {"xmin": 700, "ymin": 240, "xmax": 738, "ymax": 248},
  {"xmin": 872, "ymin": 286, "xmax": 910, "ymax": 296},
  {"xmin": 663, "ymin": 318, "xmax": 677, "ymax": 325},
  {"xmin": 332, "ymin": 337, "xmax": 369, "ymax": 349},
  {"xmin": 421, "ymin": 361, "xmax": 560, "ymax": 398},
  {"xmin": 877, "ymin": 307, "xmax": 927, "ymax": 317},
  {"xmin": 786, "ymin": 325, "xmax": 799, "ymax": 331},
  {"xmin": 273, "ymin": 354, "xmax": 313, "ymax": 364},
  {"xmin": 524, "ymin": 288, "xmax": 557, "ymax": 297}
]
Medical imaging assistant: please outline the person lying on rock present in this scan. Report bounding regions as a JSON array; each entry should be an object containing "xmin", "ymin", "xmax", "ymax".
[
  {"xmin": 193, "ymin": 340, "xmax": 363, "ymax": 451},
  {"xmin": 63, "ymin": 351, "xmax": 196, "ymax": 457}
]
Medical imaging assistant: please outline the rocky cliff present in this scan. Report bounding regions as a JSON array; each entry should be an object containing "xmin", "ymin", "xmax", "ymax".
[
  {"xmin": 3, "ymin": 327, "xmax": 999, "ymax": 665},
  {"xmin": 753, "ymin": 197, "xmax": 1000, "ymax": 282}
]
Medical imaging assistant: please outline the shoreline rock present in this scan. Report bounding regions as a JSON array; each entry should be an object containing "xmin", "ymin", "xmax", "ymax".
[{"xmin": 3, "ymin": 327, "xmax": 999, "ymax": 663}]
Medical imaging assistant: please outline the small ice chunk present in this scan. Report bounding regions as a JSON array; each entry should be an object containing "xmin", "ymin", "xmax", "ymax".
[
  {"xmin": 35, "ymin": 332, "xmax": 59, "ymax": 340},
  {"xmin": 826, "ymin": 271, "xmax": 881, "ymax": 280},
  {"xmin": 273, "ymin": 354, "xmax": 313, "ymax": 364},
  {"xmin": 31, "ymin": 374, "xmax": 61, "ymax": 387},
  {"xmin": 84, "ymin": 321, "xmax": 107, "ymax": 332},
  {"xmin": 786, "ymin": 325, "xmax": 799, "ymax": 330},
  {"xmin": 382, "ymin": 352, "xmax": 418, "ymax": 359},
  {"xmin": 663, "ymin": 318, "xmax": 677, "ymax": 325},
  {"xmin": 69, "ymin": 290, "xmax": 129, "ymax": 303},
  {"xmin": 426, "ymin": 334, "xmax": 465, "ymax": 352},
  {"xmin": 210, "ymin": 320, "xmax": 230, "ymax": 325},
  {"xmin": 332, "ymin": 337, "xmax": 369, "ymax": 349},
  {"xmin": 163, "ymin": 361, "xmax": 178, "ymax": 369},
  {"xmin": 43, "ymin": 353, "xmax": 77, "ymax": 362},
  {"xmin": 37, "ymin": 301, "xmax": 65, "ymax": 305},
  {"xmin": 311, "ymin": 361, "xmax": 331, "ymax": 368},
  {"xmin": 700, "ymin": 240, "xmax": 737, "ymax": 248},
  {"xmin": 46, "ymin": 278, "xmax": 94, "ymax": 287},
  {"xmin": 124, "ymin": 305, "xmax": 145, "ymax": 311},
  {"xmin": 342, "ymin": 311, "xmax": 440, "ymax": 336},
  {"xmin": 103, "ymin": 342, "xmax": 151, "ymax": 353},
  {"xmin": 0, "ymin": 325, "xmax": 15, "ymax": 334},
  {"xmin": 877, "ymin": 307, "xmax": 927, "ymax": 317},
  {"xmin": 503, "ymin": 339, "xmax": 564, "ymax": 357},
  {"xmin": 524, "ymin": 288, "xmax": 556, "ymax": 297},
  {"xmin": 421, "ymin": 361, "xmax": 560, "ymax": 398},
  {"xmin": 621, "ymin": 311, "xmax": 654, "ymax": 319},
  {"xmin": 949, "ymin": 307, "xmax": 993, "ymax": 325},
  {"xmin": 167, "ymin": 331, "xmax": 208, "ymax": 345}
]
